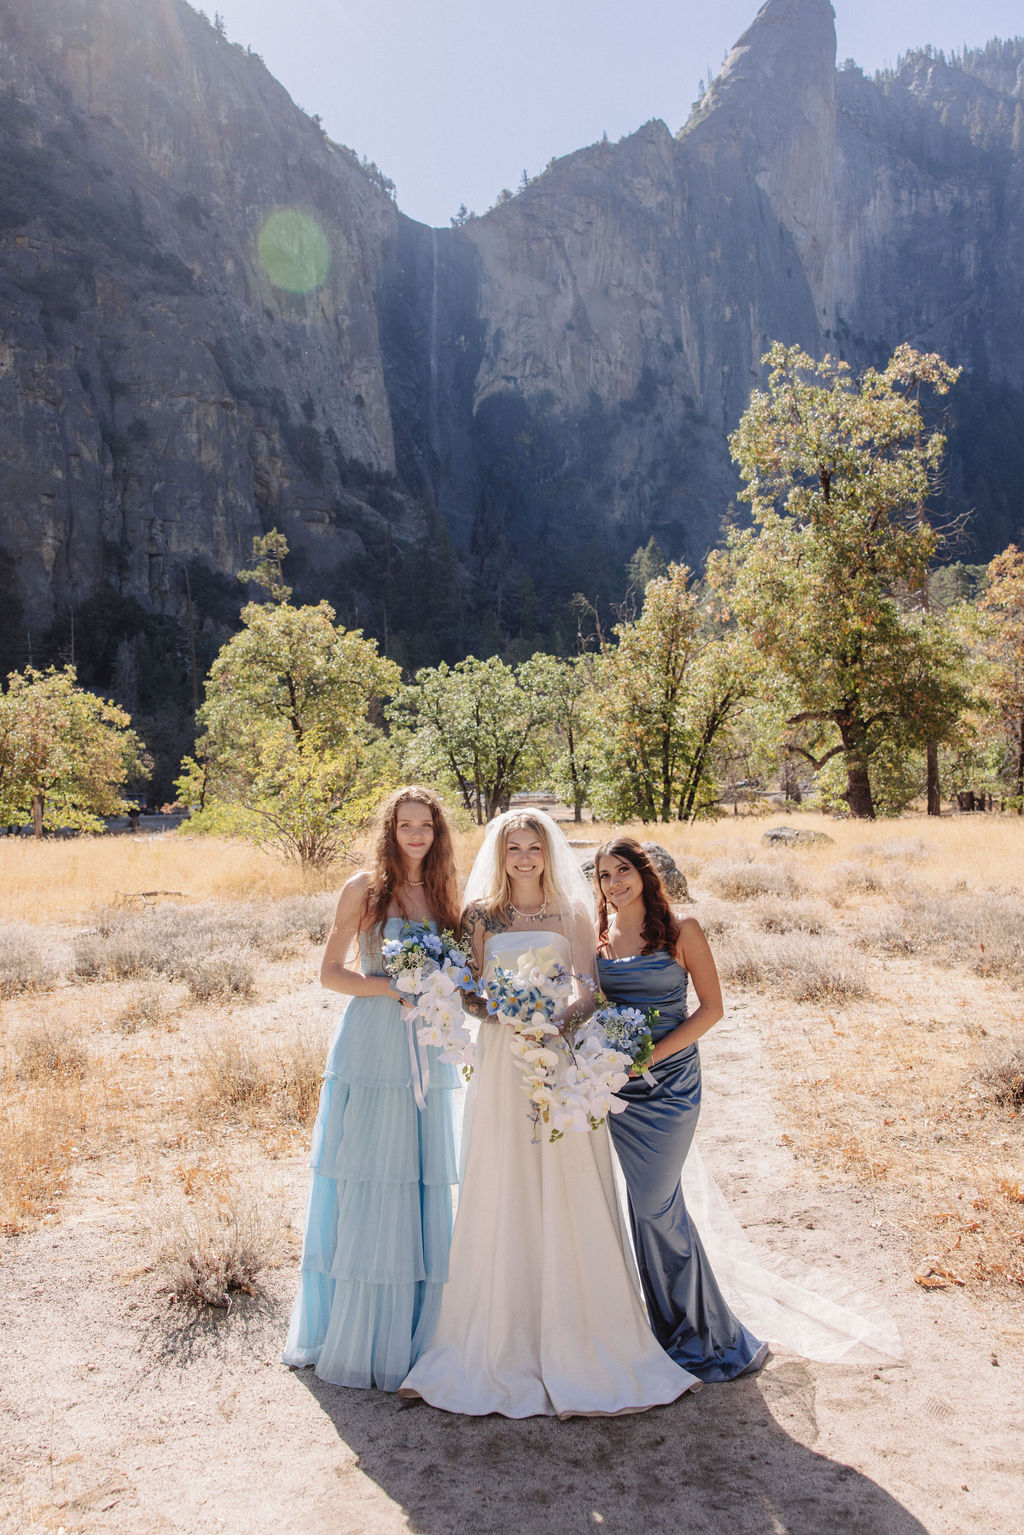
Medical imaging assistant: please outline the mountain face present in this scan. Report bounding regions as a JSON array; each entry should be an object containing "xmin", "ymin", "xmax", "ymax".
[{"xmin": 1, "ymin": 0, "xmax": 1023, "ymax": 682}]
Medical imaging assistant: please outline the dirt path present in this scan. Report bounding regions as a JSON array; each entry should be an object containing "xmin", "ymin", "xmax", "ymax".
[{"xmin": 2, "ymin": 998, "xmax": 1021, "ymax": 1535}]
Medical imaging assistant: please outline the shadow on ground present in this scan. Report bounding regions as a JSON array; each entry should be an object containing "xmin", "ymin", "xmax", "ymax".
[{"xmin": 296, "ymin": 1362, "xmax": 927, "ymax": 1535}]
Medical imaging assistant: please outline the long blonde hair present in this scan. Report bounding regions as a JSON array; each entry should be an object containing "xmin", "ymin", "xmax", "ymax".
[
  {"xmin": 362, "ymin": 785, "xmax": 460, "ymax": 934},
  {"xmin": 475, "ymin": 812, "xmax": 558, "ymax": 926}
]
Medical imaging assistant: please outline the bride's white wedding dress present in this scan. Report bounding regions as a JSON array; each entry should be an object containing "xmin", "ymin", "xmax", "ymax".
[{"xmin": 399, "ymin": 930, "xmax": 700, "ymax": 1418}]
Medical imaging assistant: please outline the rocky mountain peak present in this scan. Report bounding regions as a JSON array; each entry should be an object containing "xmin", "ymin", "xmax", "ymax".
[{"xmin": 681, "ymin": 0, "xmax": 837, "ymax": 326}]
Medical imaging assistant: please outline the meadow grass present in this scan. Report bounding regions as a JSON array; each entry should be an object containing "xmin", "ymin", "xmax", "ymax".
[
  {"xmin": 2, "ymin": 814, "xmax": 1023, "ymax": 1296},
  {"xmin": 0, "ymin": 833, "xmax": 334, "ymax": 922}
]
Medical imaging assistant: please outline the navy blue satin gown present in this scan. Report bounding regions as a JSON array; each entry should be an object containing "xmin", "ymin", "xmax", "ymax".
[{"xmin": 596, "ymin": 949, "xmax": 768, "ymax": 1382}]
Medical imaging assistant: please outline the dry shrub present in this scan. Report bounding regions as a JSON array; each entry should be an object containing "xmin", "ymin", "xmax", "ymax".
[
  {"xmin": 279, "ymin": 1024, "xmax": 329, "ymax": 1124},
  {"xmin": 878, "ymin": 837, "xmax": 930, "ymax": 863},
  {"xmin": 73, "ymin": 897, "xmax": 327, "ymax": 988},
  {"xmin": 701, "ymin": 859, "xmax": 800, "ymax": 902},
  {"xmin": 0, "ymin": 924, "xmax": 59, "ymax": 998},
  {"xmin": 150, "ymin": 1179, "xmax": 279, "ymax": 1308},
  {"xmin": 888, "ymin": 887, "xmax": 1024, "ymax": 988},
  {"xmin": 178, "ymin": 951, "xmax": 256, "ymax": 1002},
  {"xmin": 747, "ymin": 896, "xmax": 829, "ymax": 935},
  {"xmin": 717, "ymin": 930, "xmax": 868, "ymax": 1003},
  {"xmin": 197, "ymin": 1028, "xmax": 274, "ymax": 1114},
  {"xmin": 269, "ymin": 893, "xmax": 335, "ymax": 946},
  {"xmin": 15, "ymin": 1019, "xmax": 88, "ymax": 1080},
  {"xmin": 821, "ymin": 860, "xmax": 889, "ymax": 906},
  {"xmin": 853, "ymin": 905, "xmax": 915, "ymax": 955},
  {"xmin": 691, "ymin": 896, "xmax": 731, "ymax": 940},
  {"xmin": 112, "ymin": 985, "xmax": 171, "ymax": 1033},
  {"xmin": 978, "ymin": 1046, "xmax": 1024, "ymax": 1108},
  {"xmin": 0, "ymin": 1078, "xmax": 80, "ymax": 1231}
]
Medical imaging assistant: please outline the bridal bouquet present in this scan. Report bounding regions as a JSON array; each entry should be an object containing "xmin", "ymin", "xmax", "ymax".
[
  {"xmin": 483, "ymin": 945, "xmax": 572, "ymax": 1142},
  {"xmin": 549, "ymin": 997, "xmax": 660, "ymax": 1134},
  {"xmin": 585, "ymin": 996, "xmax": 658, "ymax": 1082},
  {"xmin": 382, "ymin": 924, "xmax": 477, "ymax": 1080},
  {"xmin": 484, "ymin": 950, "xmax": 653, "ymax": 1141}
]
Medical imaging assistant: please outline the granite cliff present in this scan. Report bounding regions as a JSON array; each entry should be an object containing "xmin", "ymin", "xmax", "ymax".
[{"xmin": 1, "ymin": 0, "xmax": 1022, "ymax": 695}]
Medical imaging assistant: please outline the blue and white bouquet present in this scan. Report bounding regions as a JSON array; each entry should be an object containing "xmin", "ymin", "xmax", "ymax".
[
  {"xmin": 482, "ymin": 945, "xmax": 572, "ymax": 1142},
  {"xmin": 551, "ymin": 996, "xmax": 659, "ymax": 1134},
  {"xmin": 481, "ymin": 950, "xmax": 657, "ymax": 1141},
  {"xmin": 585, "ymin": 996, "xmax": 657, "ymax": 1082},
  {"xmin": 382, "ymin": 923, "xmax": 476, "ymax": 1080}
]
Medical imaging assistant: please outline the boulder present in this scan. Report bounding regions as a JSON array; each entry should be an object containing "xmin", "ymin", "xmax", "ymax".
[
  {"xmin": 761, "ymin": 826, "xmax": 834, "ymax": 848},
  {"xmin": 641, "ymin": 843, "xmax": 692, "ymax": 902}
]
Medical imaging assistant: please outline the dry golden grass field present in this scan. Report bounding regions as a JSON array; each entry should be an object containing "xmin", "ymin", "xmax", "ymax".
[
  {"xmin": 1, "ymin": 815, "xmax": 1022, "ymax": 1285},
  {"xmin": 1, "ymin": 814, "xmax": 1022, "ymax": 1535}
]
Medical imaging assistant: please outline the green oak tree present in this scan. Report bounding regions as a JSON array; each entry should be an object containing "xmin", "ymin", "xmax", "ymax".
[
  {"xmin": 519, "ymin": 652, "xmax": 600, "ymax": 823},
  {"xmin": 980, "ymin": 543, "xmax": 1024, "ymax": 810},
  {"xmin": 0, "ymin": 665, "xmax": 146, "ymax": 835},
  {"xmin": 391, "ymin": 655, "xmax": 549, "ymax": 823},
  {"xmin": 590, "ymin": 564, "xmax": 751, "ymax": 823},
  {"xmin": 178, "ymin": 535, "xmax": 400, "ymax": 866},
  {"xmin": 718, "ymin": 342, "xmax": 969, "ymax": 818}
]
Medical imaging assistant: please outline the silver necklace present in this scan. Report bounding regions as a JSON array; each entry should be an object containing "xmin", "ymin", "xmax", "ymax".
[{"xmin": 508, "ymin": 899, "xmax": 549, "ymax": 921}]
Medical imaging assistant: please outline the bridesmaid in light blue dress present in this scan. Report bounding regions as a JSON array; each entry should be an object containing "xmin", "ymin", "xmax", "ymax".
[
  {"xmin": 594, "ymin": 837, "xmax": 768, "ymax": 1383},
  {"xmin": 283, "ymin": 786, "xmax": 462, "ymax": 1391}
]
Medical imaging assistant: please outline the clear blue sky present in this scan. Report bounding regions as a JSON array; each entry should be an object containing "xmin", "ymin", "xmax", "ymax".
[{"xmin": 203, "ymin": 1, "xmax": 1024, "ymax": 226}]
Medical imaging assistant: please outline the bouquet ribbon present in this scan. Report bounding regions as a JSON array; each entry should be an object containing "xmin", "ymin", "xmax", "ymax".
[{"xmin": 405, "ymin": 1011, "xmax": 430, "ymax": 1111}]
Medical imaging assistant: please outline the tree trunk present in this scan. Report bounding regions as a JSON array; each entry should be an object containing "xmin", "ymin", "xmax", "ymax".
[
  {"xmin": 843, "ymin": 761, "xmax": 875, "ymax": 818},
  {"xmin": 32, "ymin": 792, "xmax": 44, "ymax": 837},
  {"xmin": 839, "ymin": 712, "xmax": 875, "ymax": 818},
  {"xmin": 1016, "ymin": 710, "xmax": 1024, "ymax": 815},
  {"xmin": 926, "ymin": 741, "xmax": 940, "ymax": 815}
]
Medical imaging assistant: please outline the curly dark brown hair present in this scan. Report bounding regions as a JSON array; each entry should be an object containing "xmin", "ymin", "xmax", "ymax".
[
  {"xmin": 594, "ymin": 837, "xmax": 681, "ymax": 955},
  {"xmin": 362, "ymin": 786, "xmax": 460, "ymax": 935}
]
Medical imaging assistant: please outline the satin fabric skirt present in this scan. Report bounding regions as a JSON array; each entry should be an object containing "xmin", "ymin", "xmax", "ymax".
[
  {"xmin": 399, "ymin": 1002, "xmax": 700, "ymax": 1417},
  {"xmin": 282, "ymin": 981, "xmax": 460, "ymax": 1391},
  {"xmin": 609, "ymin": 1043, "xmax": 768, "ymax": 1382}
]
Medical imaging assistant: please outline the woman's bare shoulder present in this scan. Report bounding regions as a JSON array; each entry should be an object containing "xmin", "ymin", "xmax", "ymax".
[
  {"xmin": 331, "ymin": 869, "xmax": 373, "ymax": 918},
  {"xmin": 461, "ymin": 900, "xmax": 507, "ymax": 936}
]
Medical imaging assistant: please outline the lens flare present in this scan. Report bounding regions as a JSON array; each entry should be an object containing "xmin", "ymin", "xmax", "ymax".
[{"xmin": 257, "ymin": 208, "xmax": 330, "ymax": 293}]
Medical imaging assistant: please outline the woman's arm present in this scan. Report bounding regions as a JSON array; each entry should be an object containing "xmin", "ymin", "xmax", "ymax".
[
  {"xmin": 459, "ymin": 902, "xmax": 488, "ymax": 980},
  {"xmin": 456, "ymin": 902, "xmax": 490, "ymax": 1015},
  {"xmin": 320, "ymin": 873, "xmax": 401, "ymax": 999},
  {"xmin": 648, "ymin": 916, "xmax": 724, "ymax": 1065}
]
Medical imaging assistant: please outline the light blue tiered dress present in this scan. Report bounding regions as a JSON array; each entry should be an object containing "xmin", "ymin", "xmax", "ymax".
[{"xmin": 283, "ymin": 918, "xmax": 460, "ymax": 1391}]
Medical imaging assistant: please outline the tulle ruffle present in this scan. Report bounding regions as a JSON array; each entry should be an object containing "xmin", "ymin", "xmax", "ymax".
[
  {"xmin": 284, "ymin": 968, "xmax": 459, "ymax": 1390},
  {"xmin": 284, "ymin": 1276, "xmax": 447, "ymax": 1391}
]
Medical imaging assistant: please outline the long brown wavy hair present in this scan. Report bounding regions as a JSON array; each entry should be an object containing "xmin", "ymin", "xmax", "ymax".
[
  {"xmin": 362, "ymin": 786, "xmax": 460, "ymax": 935},
  {"xmin": 594, "ymin": 837, "xmax": 681, "ymax": 955},
  {"xmin": 477, "ymin": 813, "xmax": 556, "ymax": 927}
]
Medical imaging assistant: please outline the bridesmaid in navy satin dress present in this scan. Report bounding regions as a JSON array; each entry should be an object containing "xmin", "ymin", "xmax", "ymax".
[{"xmin": 594, "ymin": 837, "xmax": 769, "ymax": 1383}]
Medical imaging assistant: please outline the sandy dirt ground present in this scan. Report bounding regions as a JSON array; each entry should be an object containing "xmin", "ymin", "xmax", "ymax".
[{"xmin": 2, "ymin": 962, "xmax": 1022, "ymax": 1535}]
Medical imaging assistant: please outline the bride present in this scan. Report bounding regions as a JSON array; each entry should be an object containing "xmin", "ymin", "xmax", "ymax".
[{"xmin": 399, "ymin": 809, "xmax": 700, "ymax": 1417}]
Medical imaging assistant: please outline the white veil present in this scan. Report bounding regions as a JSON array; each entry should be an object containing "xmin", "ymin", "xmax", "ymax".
[
  {"xmin": 462, "ymin": 808, "xmax": 597, "ymax": 984},
  {"xmin": 459, "ymin": 810, "xmax": 900, "ymax": 1365}
]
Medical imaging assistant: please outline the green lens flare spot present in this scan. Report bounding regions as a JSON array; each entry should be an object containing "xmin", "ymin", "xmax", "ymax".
[{"xmin": 257, "ymin": 209, "xmax": 330, "ymax": 293}]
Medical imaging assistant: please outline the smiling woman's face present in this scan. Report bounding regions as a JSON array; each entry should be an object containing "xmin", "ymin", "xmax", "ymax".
[
  {"xmin": 596, "ymin": 853, "xmax": 644, "ymax": 910},
  {"xmin": 504, "ymin": 828, "xmax": 546, "ymax": 883},
  {"xmin": 394, "ymin": 800, "xmax": 434, "ymax": 866}
]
